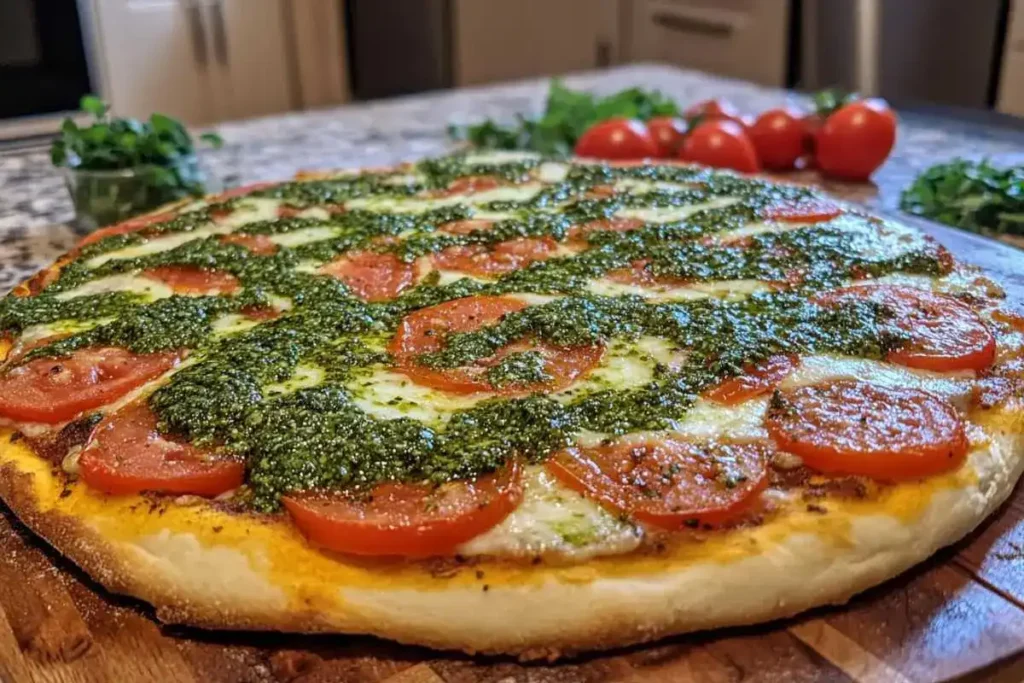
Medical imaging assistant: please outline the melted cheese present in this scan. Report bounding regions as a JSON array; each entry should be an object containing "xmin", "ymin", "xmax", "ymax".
[
  {"xmin": 616, "ymin": 196, "xmax": 739, "ymax": 223},
  {"xmin": 264, "ymin": 365, "xmax": 325, "ymax": 396},
  {"xmin": 54, "ymin": 274, "xmax": 174, "ymax": 302},
  {"xmin": 84, "ymin": 225, "xmax": 229, "ymax": 268},
  {"xmin": 346, "ymin": 368, "xmax": 484, "ymax": 424},
  {"xmin": 586, "ymin": 277, "xmax": 771, "ymax": 302},
  {"xmin": 346, "ymin": 184, "xmax": 543, "ymax": 213},
  {"xmin": 267, "ymin": 225, "xmax": 339, "ymax": 248},
  {"xmin": 555, "ymin": 336, "xmax": 683, "ymax": 402},
  {"xmin": 458, "ymin": 466, "xmax": 641, "ymax": 559}
]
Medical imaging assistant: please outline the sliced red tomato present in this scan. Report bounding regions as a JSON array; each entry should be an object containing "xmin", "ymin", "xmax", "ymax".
[
  {"xmin": 282, "ymin": 459, "xmax": 524, "ymax": 557},
  {"xmin": 704, "ymin": 355, "xmax": 799, "ymax": 405},
  {"xmin": 0, "ymin": 347, "xmax": 179, "ymax": 423},
  {"xmin": 213, "ymin": 181, "xmax": 278, "ymax": 202},
  {"xmin": 765, "ymin": 380, "xmax": 967, "ymax": 480},
  {"xmin": 241, "ymin": 305, "xmax": 282, "ymax": 321},
  {"xmin": 567, "ymin": 217, "xmax": 645, "ymax": 242},
  {"xmin": 433, "ymin": 237, "xmax": 557, "ymax": 277},
  {"xmin": 606, "ymin": 259, "xmax": 658, "ymax": 286},
  {"xmin": 144, "ymin": 266, "xmax": 241, "ymax": 295},
  {"xmin": 435, "ymin": 176, "xmax": 501, "ymax": 197},
  {"xmin": 441, "ymin": 219, "xmax": 496, "ymax": 236},
  {"xmin": 574, "ymin": 118, "xmax": 659, "ymax": 160},
  {"xmin": 818, "ymin": 285, "xmax": 995, "ymax": 372},
  {"xmin": 77, "ymin": 210, "xmax": 178, "ymax": 248},
  {"xmin": 389, "ymin": 296, "xmax": 603, "ymax": 394},
  {"xmin": 219, "ymin": 233, "xmax": 278, "ymax": 256},
  {"xmin": 79, "ymin": 401, "xmax": 244, "ymax": 496},
  {"xmin": 762, "ymin": 196, "xmax": 843, "ymax": 223},
  {"xmin": 548, "ymin": 438, "xmax": 770, "ymax": 528},
  {"xmin": 647, "ymin": 116, "xmax": 688, "ymax": 157},
  {"xmin": 679, "ymin": 120, "xmax": 761, "ymax": 173},
  {"xmin": 320, "ymin": 251, "xmax": 418, "ymax": 302}
]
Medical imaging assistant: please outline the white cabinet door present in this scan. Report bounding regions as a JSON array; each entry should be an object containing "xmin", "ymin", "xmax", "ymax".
[
  {"xmin": 999, "ymin": 0, "xmax": 1024, "ymax": 117},
  {"xmin": 92, "ymin": 0, "xmax": 216, "ymax": 124},
  {"xmin": 209, "ymin": 0, "xmax": 296, "ymax": 120},
  {"xmin": 452, "ymin": 0, "xmax": 620, "ymax": 86}
]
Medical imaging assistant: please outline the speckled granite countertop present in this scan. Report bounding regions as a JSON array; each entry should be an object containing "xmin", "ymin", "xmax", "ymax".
[{"xmin": 3, "ymin": 63, "xmax": 1024, "ymax": 292}]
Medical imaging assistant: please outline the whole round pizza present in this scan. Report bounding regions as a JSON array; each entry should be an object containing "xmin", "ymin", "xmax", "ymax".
[{"xmin": 1, "ymin": 151, "xmax": 1022, "ymax": 659}]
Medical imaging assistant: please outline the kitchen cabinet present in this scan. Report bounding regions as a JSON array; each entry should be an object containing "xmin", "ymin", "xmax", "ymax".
[
  {"xmin": 452, "ymin": 0, "xmax": 621, "ymax": 86},
  {"xmin": 999, "ymin": 0, "xmax": 1024, "ymax": 117},
  {"xmin": 627, "ymin": 0, "xmax": 789, "ymax": 87},
  {"xmin": 89, "ymin": 0, "xmax": 348, "ymax": 124}
]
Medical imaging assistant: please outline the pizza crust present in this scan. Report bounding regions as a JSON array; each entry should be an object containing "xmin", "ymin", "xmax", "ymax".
[{"xmin": 2, "ymin": 402, "xmax": 1021, "ymax": 659}]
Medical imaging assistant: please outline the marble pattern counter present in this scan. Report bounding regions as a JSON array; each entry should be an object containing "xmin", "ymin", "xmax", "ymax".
[{"xmin": 2, "ymin": 63, "xmax": 1024, "ymax": 292}]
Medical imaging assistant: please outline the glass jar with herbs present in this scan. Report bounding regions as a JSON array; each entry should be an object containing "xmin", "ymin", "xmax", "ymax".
[{"xmin": 51, "ymin": 95, "xmax": 223, "ymax": 232}]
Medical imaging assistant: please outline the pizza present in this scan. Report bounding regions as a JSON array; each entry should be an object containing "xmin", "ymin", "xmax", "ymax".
[{"xmin": 1, "ymin": 151, "xmax": 1023, "ymax": 659}]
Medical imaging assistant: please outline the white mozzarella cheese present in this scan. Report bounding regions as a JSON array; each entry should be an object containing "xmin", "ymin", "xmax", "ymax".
[
  {"xmin": 263, "ymin": 365, "xmax": 325, "ymax": 396},
  {"xmin": 460, "ymin": 150, "xmax": 542, "ymax": 165},
  {"xmin": 612, "ymin": 179, "xmax": 697, "ymax": 194},
  {"xmin": 585, "ymin": 277, "xmax": 771, "ymax": 302},
  {"xmin": 217, "ymin": 198, "xmax": 284, "ymax": 227},
  {"xmin": 346, "ymin": 368, "xmax": 484, "ymax": 424},
  {"xmin": 84, "ymin": 225, "xmax": 229, "ymax": 268},
  {"xmin": 555, "ymin": 336, "xmax": 684, "ymax": 402},
  {"xmin": 54, "ymin": 274, "xmax": 174, "ymax": 302},
  {"xmin": 782, "ymin": 355, "xmax": 974, "ymax": 404},
  {"xmin": 211, "ymin": 314, "xmax": 260, "ymax": 337},
  {"xmin": 346, "ymin": 184, "xmax": 543, "ymax": 213},
  {"xmin": 17, "ymin": 318, "xmax": 112, "ymax": 346},
  {"xmin": 615, "ymin": 196, "xmax": 739, "ymax": 223},
  {"xmin": 458, "ymin": 466, "xmax": 641, "ymax": 560},
  {"xmin": 267, "ymin": 225, "xmax": 339, "ymax": 248},
  {"xmin": 536, "ymin": 162, "xmax": 569, "ymax": 183}
]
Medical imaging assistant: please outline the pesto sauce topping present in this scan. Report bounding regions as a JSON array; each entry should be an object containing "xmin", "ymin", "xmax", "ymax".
[{"xmin": 0, "ymin": 154, "xmax": 949, "ymax": 510}]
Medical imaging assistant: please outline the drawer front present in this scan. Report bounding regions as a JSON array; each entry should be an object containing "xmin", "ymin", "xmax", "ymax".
[{"xmin": 629, "ymin": 0, "xmax": 789, "ymax": 87}]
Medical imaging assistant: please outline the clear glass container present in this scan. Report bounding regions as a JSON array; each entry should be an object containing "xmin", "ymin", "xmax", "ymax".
[{"xmin": 62, "ymin": 154, "xmax": 211, "ymax": 232}]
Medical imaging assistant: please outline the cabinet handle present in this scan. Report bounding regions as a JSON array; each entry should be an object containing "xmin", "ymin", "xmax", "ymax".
[
  {"xmin": 210, "ymin": 0, "xmax": 229, "ymax": 66},
  {"xmin": 651, "ymin": 11, "xmax": 734, "ymax": 38},
  {"xmin": 185, "ymin": 0, "xmax": 208, "ymax": 67}
]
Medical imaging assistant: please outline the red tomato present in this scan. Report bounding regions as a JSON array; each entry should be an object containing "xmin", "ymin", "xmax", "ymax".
[
  {"xmin": 435, "ymin": 175, "xmax": 502, "ymax": 197},
  {"xmin": 683, "ymin": 99, "xmax": 749, "ymax": 129},
  {"xmin": 389, "ymin": 295, "xmax": 603, "ymax": 395},
  {"xmin": 0, "ymin": 347, "xmax": 179, "ymax": 423},
  {"xmin": 547, "ymin": 438, "xmax": 771, "ymax": 528},
  {"xmin": 283, "ymin": 459, "xmax": 524, "ymax": 557},
  {"xmin": 765, "ymin": 380, "xmax": 967, "ymax": 480},
  {"xmin": 433, "ymin": 237, "xmax": 557, "ymax": 277},
  {"xmin": 77, "ymin": 210, "xmax": 178, "ymax": 248},
  {"xmin": 320, "ymin": 251, "xmax": 418, "ymax": 302},
  {"xmin": 818, "ymin": 285, "xmax": 995, "ymax": 372},
  {"xmin": 748, "ymin": 108, "xmax": 805, "ymax": 170},
  {"xmin": 567, "ymin": 217, "xmax": 645, "ymax": 243},
  {"xmin": 815, "ymin": 99, "xmax": 896, "ymax": 181},
  {"xmin": 574, "ymin": 118, "xmax": 659, "ymax": 160},
  {"xmin": 212, "ymin": 181, "xmax": 277, "ymax": 202},
  {"xmin": 219, "ymin": 233, "xmax": 278, "ymax": 256},
  {"xmin": 762, "ymin": 196, "xmax": 843, "ymax": 223},
  {"xmin": 79, "ymin": 401, "xmax": 244, "ymax": 496},
  {"xmin": 440, "ymin": 219, "xmax": 496, "ymax": 235},
  {"xmin": 143, "ymin": 266, "xmax": 241, "ymax": 296},
  {"xmin": 800, "ymin": 112, "xmax": 825, "ymax": 164},
  {"xmin": 646, "ymin": 116, "xmax": 688, "ymax": 157},
  {"xmin": 679, "ymin": 120, "xmax": 761, "ymax": 173},
  {"xmin": 704, "ymin": 355, "xmax": 799, "ymax": 405}
]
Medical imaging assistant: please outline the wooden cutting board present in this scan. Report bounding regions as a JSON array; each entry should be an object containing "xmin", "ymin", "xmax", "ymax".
[{"xmin": 2, "ymin": 208, "xmax": 1024, "ymax": 683}]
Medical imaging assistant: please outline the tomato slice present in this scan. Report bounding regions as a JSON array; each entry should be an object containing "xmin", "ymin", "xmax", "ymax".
[
  {"xmin": 440, "ymin": 219, "xmax": 496, "ymax": 235},
  {"xmin": 766, "ymin": 380, "xmax": 967, "ymax": 480},
  {"xmin": 144, "ymin": 266, "xmax": 241, "ymax": 296},
  {"xmin": 77, "ymin": 210, "xmax": 178, "ymax": 248},
  {"xmin": 319, "ymin": 250, "xmax": 418, "ymax": 302},
  {"xmin": 704, "ymin": 355, "xmax": 799, "ymax": 405},
  {"xmin": 762, "ymin": 197, "xmax": 843, "ymax": 223},
  {"xmin": 567, "ymin": 217, "xmax": 645, "ymax": 242},
  {"xmin": 219, "ymin": 233, "xmax": 278, "ymax": 256},
  {"xmin": 79, "ymin": 402, "xmax": 244, "ymax": 496},
  {"xmin": 434, "ymin": 176, "xmax": 501, "ymax": 197},
  {"xmin": 547, "ymin": 438, "xmax": 770, "ymax": 528},
  {"xmin": 389, "ymin": 295, "xmax": 603, "ymax": 394},
  {"xmin": 819, "ymin": 285, "xmax": 995, "ymax": 372},
  {"xmin": 0, "ymin": 347, "xmax": 179, "ymax": 423},
  {"xmin": 212, "ymin": 181, "xmax": 278, "ymax": 202},
  {"xmin": 282, "ymin": 459, "xmax": 524, "ymax": 557},
  {"xmin": 432, "ymin": 237, "xmax": 557, "ymax": 277}
]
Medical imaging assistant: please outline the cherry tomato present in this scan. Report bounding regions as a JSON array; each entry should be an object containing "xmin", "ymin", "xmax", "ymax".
[
  {"xmin": 683, "ymin": 99, "xmax": 749, "ymax": 129},
  {"xmin": 646, "ymin": 116, "xmax": 688, "ymax": 157},
  {"xmin": 703, "ymin": 355, "xmax": 800, "ymax": 405},
  {"xmin": 0, "ymin": 348, "xmax": 179, "ymax": 423},
  {"xmin": 679, "ymin": 120, "xmax": 761, "ymax": 173},
  {"xmin": 320, "ymin": 251, "xmax": 419, "ymax": 302},
  {"xmin": 547, "ymin": 438, "xmax": 771, "ymax": 528},
  {"xmin": 766, "ymin": 380, "xmax": 967, "ymax": 480},
  {"xmin": 79, "ymin": 401, "xmax": 244, "ymax": 496},
  {"xmin": 574, "ymin": 118, "xmax": 659, "ymax": 160},
  {"xmin": 282, "ymin": 459, "xmax": 524, "ymax": 557},
  {"xmin": 748, "ymin": 108, "xmax": 805, "ymax": 170},
  {"xmin": 389, "ymin": 295, "xmax": 603, "ymax": 395},
  {"xmin": 815, "ymin": 99, "xmax": 896, "ymax": 181},
  {"xmin": 143, "ymin": 266, "xmax": 241, "ymax": 296}
]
